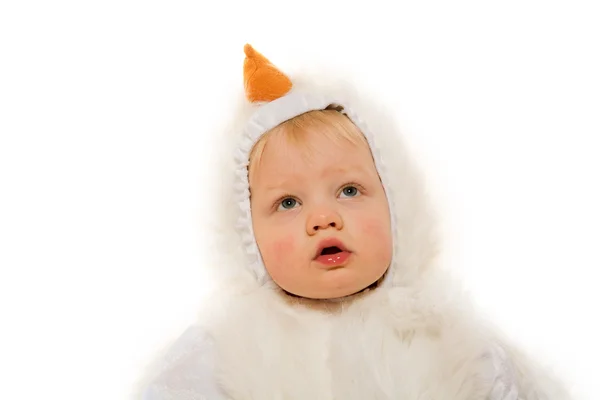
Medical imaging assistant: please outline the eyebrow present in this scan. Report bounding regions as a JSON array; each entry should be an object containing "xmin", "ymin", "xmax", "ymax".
[{"xmin": 262, "ymin": 164, "xmax": 369, "ymax": 192}]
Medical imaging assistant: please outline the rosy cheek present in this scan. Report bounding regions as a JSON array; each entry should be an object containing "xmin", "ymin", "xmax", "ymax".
[
  {"xmin": 268, "ymin": 235, "xmax": 296, "ymax": 266},
  {"xmin": 360, "ymin": 217, "xmax": 393, "ymax": 253},
  {"xmin": 361, "ymin": 217, "xmax": 389, "ymax": 238}
]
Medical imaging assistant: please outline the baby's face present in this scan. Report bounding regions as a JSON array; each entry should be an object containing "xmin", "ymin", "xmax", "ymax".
[{"xmin": 249, "ymin": 126, "xmax": 392, "ymax": 299}]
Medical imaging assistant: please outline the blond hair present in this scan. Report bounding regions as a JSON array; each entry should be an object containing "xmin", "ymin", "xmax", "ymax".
[{"xmin": 248, "ymin": 108, "xmax": 368, "ymax": 181}]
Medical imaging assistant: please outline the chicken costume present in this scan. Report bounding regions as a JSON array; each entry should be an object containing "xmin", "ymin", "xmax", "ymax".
[{"xmin": 140, "ymin": 45, "xmax": 569, "ymax": 400}]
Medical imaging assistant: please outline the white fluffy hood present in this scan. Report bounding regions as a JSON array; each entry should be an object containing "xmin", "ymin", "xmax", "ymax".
[{"xmin": 204, "ymin": 58, "xmax": 441, "ymax": 295}]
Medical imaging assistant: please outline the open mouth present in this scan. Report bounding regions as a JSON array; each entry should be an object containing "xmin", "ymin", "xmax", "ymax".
[
  {"xmin": 320, "ymin": 246, "xmax": 343, "ymax": 256},
  {"xmin": 314, "ymin": 239, "xmax": 351, "ymax": 267}
]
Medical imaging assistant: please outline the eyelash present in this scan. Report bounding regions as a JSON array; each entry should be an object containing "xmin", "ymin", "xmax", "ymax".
[
  {"xmin": 271, "ymin": 193, "xmax": 298, "ymax": 211},
  {"xmin": 340, "ymin": 182, "xmax": 366, "ymax": 196},
  {"xmin": 271, "ymin": 182, "xmax": 366, "ymax": 211}
]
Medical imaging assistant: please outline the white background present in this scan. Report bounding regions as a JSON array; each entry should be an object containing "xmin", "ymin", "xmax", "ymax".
[{"xmin": 1, "ymin": 1, "xmax": 599, "ymax": 399}]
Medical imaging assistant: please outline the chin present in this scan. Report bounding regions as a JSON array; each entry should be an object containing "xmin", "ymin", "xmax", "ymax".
[{"xmin": 294, "ymin": 271, "xmax": 384, "ymax": 300}]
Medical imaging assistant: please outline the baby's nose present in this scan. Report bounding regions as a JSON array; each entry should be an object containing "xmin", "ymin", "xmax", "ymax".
[{"xmin": 306, "ymin": 211, "xmax": 344, "ymax": 235}]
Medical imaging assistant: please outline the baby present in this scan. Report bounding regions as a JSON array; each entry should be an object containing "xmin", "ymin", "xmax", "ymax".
[{"xmin": 140, "ymin": 44, "xmax": 570, "ymax": 399}]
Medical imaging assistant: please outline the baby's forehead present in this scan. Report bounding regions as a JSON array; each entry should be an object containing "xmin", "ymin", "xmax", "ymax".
[
  {"xmin": 250, "ymin": 135, "xmax": 375, "ymax": 188},
  {"xmin": 262, "ymin": 131, "xmax": 369, "ymax": 167}
]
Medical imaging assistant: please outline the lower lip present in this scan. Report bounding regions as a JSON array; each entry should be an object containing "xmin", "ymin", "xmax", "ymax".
[{"xmin": 315, "ymin": 251, "xmax": 351, "ymax": 267}]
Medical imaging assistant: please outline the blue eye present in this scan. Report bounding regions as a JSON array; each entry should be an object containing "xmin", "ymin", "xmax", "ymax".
[
  {"xmin": 340, "ymin": 186, "xmax": 360, "ymax": 198},
  {"xmin": 278, "ymin": 197, "xmax": 298, "ymax": 210}
]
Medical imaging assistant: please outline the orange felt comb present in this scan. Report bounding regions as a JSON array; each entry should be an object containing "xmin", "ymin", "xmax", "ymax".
[{"xmin": 243, "ymin": 44, "xmax": 292, "ymax": 103}]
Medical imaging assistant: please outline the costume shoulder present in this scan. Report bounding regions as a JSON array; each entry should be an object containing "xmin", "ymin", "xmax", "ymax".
[
  {"xmin": 485, "ymin": 343, "xmax": 519, "ymax": 400},
  {"xmin": 485, "ymin": 340, "xmax": 571, "ymax": 400},
  {"xmin": 141, "ymin": 325, "xmax": 228, "ymax": 400}
]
